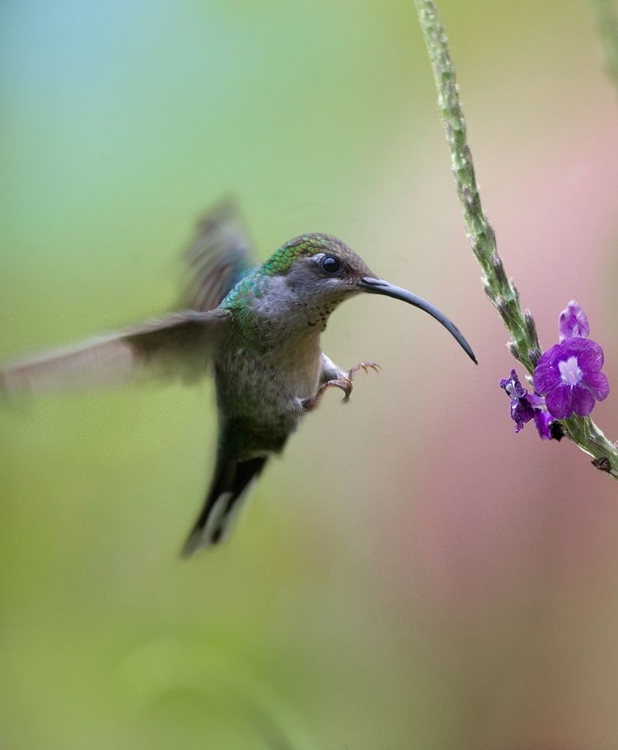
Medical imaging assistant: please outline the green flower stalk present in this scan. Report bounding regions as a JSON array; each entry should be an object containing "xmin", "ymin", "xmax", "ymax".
[{"xmin": 413, "ymin": 0, "xmax": 618, "ymax": 478}]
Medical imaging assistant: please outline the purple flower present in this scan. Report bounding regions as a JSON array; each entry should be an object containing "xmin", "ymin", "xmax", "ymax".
[
  {"xmin": 500, "ymin": 369, "xmax": 551, "ymax": 436},
  {"xmin": 534, "ymin": 337, "xmax": 609, "ymax": 419},
  {"xmin": 533, "ymin": 408, "xmax": 554, "ymax": 441},
  {"xmin": 533, "ymin": 301, "xmax": 609, "ymax": 419},
  {"xmin": 502, "ymin": 301, "xmax": 609, "ymax": 435},
  {"xmin": 559, "ymin": 300, "xmax": 590, "ymax": 340}
]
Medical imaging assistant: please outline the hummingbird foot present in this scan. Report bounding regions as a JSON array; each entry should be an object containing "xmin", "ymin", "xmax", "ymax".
[
  {"xmin": 302, "ymin": 361, "xmax": 381, "ymax": 411},
  {"xmin": 302, "ymin": 376, "xmax": 353, "ymax": 411},
  {"xmin": 347, "ymin": 361, "xmax": 381, "ymax": 382},
  {"xmin": 340, "ymin": 361, "xmax": 381, "ymax": 403}
]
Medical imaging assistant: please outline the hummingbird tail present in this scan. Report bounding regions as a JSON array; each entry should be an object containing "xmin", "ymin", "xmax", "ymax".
[{"xmin": 181, "ymin": 455, "xmax": 268, "ymax": 556}]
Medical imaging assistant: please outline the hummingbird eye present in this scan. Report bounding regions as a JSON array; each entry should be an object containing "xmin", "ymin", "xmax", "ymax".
[{"xmin": 319, "ymin": 255, "xmax": 342, "ymax": 275}]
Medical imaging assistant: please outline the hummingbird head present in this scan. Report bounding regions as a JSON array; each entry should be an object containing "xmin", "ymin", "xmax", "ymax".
[
  {"xmin": 264, "ymin": 233, "xmax": 373, "ymax": 306},
  {"xmin": 259, "ymin": 233, "xmax": 476, "ymax": 362}
]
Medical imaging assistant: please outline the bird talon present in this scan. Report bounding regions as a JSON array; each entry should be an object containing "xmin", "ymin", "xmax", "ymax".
[
  {"xmin": 302, "ymin": 363, "xmax": 379, "ymax": 412},
  {"xmin": 347, "ymin": 361, "xmax": 382, "ymax": 381},
  {"xmin": 340, "ymin": 377, "xmax": 353, "ymax": 403},
  {"xmin": 302, "ymin": 376, "xmax": 351, "ymax": 411}
]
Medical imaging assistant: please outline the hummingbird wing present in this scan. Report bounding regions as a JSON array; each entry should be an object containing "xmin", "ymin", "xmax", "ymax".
[
  {"xmin": 0, "ymin": 310, "xmax": 228, "ymax": 396},
  {"xmin": 183, "ymin": 200, "xmax": 257, "ymax": 312}
]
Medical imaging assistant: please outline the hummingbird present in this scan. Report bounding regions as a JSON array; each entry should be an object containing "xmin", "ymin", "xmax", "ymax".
[{"xmin": 0, "ymin": 203, "xmax": 476, "ymax": 555}]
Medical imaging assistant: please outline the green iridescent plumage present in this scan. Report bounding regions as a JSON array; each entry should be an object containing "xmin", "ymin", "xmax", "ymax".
[{"xmin": 261, "ymin": 234, "xmax": 352, "ymax": 276}]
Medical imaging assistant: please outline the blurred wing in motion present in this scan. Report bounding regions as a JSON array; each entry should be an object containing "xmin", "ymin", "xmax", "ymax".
[
  {"xmin": 184, "ymin": 199, "xmax": 257, "ymax": 312},
  {"xmin": 0, "ymin": 310, "xmax": 228, "ymax": 396}
]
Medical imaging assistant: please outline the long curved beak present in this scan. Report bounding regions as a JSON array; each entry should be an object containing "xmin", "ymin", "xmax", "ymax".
[{"xmin": 359, "ymin": 277, "xmax": 477, "ymax": 364}]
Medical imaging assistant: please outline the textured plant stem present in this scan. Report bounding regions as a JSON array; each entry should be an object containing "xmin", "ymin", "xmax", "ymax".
[
  {"xmin": 413, "ymin": 0, "xmax": 618, "ymax": 479},
  {"xmin": 590, "ymin": 0, "xmax": 618, "ymax": 90},
  {"xmin": 412, "ymin": 0, "xmax": 539, "ymax": 374}
]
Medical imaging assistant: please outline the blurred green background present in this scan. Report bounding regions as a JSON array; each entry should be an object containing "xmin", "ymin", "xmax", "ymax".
[{"xmin": 2, "ymin": 1, "xmax": 618, "ymax": 748}]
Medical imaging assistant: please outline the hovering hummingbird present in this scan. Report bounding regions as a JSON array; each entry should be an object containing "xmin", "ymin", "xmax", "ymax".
[{"xmin": 1, "ymin": 203, "xmax": 476, "ymax": 554}]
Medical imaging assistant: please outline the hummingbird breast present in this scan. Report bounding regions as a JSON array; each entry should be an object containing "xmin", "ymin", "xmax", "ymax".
[{"xmin": 212, "ymin": 320, "xmax": 323, "ymax": 460}]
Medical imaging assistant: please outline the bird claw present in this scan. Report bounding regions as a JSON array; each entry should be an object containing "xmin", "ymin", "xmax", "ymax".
[
  {"xmin": 337, "ymin": 376, "xmax": 354, "ymax": 403},
  {"xmin": 302, "ymin": 361, "xmax": 381, "ymax": 411},
  {"xmin": 342, "ymin": 361, "xmax": 381, "ymax": 402},
  {"xmin": 302, "ymin": 376, "xmax": 352, "ymax": 411},
  {"xmin": 347, "ymin": 361, "xmax": 382, "ymax": 380}
]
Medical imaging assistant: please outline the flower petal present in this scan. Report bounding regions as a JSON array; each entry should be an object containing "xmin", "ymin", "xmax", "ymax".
[
  {"xmin": 527, "ymin": 392, "xmax": 544, "ymax": 408},
  {"xmin": 570, "ymin": 385, "xmax": 596, "ymax": 416},
  {"xmin": 559, "ymin": 301, "xmax": 590, "ymax": 340},
  {"xmin": 533, "ymin": 346, "xmax": 562, "ymax": 394},
  {"xmin": 582, "ymin": 370, "xmax": 610, "ymax": 401},
  {"xmin": 564, "ymin": 338, "xmax": 604, "ymax": 372},
  {"xmin": 545, "ymin": 384, "xmax": 573, "ymax": 419},
  {"xmin": 533, "ymin": 409, "xmax": 554, "ymax": 440},
  {"xmin": 511, "ymin": 397, "xmax": 536, "ymax": 429},
  {"xmin": 500, "ymin": 369, "xmax": 526, "ymax": 399},
  {"xmin": 537, "ymin": 343, "xmax": 563, "ymax": 368}
]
